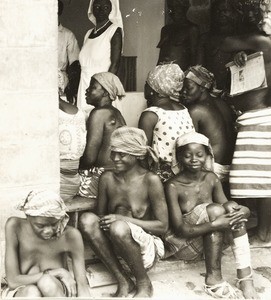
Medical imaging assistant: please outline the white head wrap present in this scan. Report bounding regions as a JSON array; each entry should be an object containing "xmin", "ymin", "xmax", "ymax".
[
  {"xmin": 88, "ymin": 0, "xmax": 123, "ymax": 29},
  {"xmin": 172, "ymin": 131, "xmax": 214, "ymax": 174},
  {"xmin": 92, "ymin": 72, "xmax": 125, "ymax": 101},
  {"xmin": 17, "ymin": 190, "xmax": 69, "ymax": 237}
]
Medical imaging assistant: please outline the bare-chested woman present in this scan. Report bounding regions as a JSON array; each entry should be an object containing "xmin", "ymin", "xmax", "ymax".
[
  {"xmin": 79, "ymin": 127, "xmax": 168, "ymax": 298},
  {"xmin": 180, "ymin": 65, "xmax": 236, "ymax": 196},
  {"xmin": 3, "ymin": 190, "xmax": 90, "ymax": 298},
  {"xmin": 164, "ymin": 131, "xmax": 258, "ymax": 299},
  {"xmin": 79, "ymin": 72, "xmax": 126, "ymax": 197}
]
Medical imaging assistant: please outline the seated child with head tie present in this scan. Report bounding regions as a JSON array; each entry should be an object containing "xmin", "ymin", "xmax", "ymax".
[
  {"xmin": 163, "ymin": 131, "xmax": 258, "ymax": 299},
  {"xmin": 3, "ymin": 190, "xmax": 90, "ymax": 298}
]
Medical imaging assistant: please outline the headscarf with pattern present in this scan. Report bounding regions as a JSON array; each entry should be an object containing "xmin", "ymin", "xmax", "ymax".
[
  {"xmin": 17, "ymin": 190, "xmax": 69, "ymax": 238},
  {"xmin": 110, "ymin": 126, "xmax": 158, "ymax": 165},
  {"xmin": 146, "ymin": 63, "xmax": 184, "ymax": 101},
  {"xmin": 185, "ymin": 65, "xmax": 222, "ymax": 96},
  {"xmin": 92, "ymin": 72, "xmax": 125, "ymax": 101},
  {"xmin": 172, "ymin": 131, "xmax": 214, "ymax": 174}
]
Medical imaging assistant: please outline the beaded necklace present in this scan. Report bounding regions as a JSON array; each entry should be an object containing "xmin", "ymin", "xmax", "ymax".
[{"xmin": 93, "ymin": 20, "xmax": 110, "ymax": 34}]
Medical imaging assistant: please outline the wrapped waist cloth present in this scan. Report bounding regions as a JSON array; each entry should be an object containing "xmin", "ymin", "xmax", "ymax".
[
  {"xmin": 79, "ymin": 167, "xmax": 113, "ymax": 198},
  {"xmin": 163, "ymin": 203, "xmax": 209, "ymax": 261},
  {"xmin": 60, "ymin": 159, "xmax": 80, "ymax": 201},
  {"xmin": 230, "ymin": 107, "xmax": 271, "ymax": 198}
]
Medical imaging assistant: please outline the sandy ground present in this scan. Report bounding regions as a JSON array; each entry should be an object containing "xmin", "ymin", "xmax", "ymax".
[{"xmin": 88, "ymin": 246, "xmax": 271, "ymax": 299}]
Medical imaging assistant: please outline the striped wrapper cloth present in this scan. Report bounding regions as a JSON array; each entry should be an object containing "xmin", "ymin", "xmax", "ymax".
[{"xmin": 229, "ymin": 107, "xmax": 271, "ymax": 198}]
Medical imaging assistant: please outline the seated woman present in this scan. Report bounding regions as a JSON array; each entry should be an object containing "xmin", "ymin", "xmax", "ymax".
[
  {"xmin": 79, "ymin": 72, "xmax": 126, "ymax": 197},
  {"xmin": 163, "ymin": 132, "xmax": 258, "ymax": 299},
  {"xmin": 58, "ymin": 71, "xmax": 87, "ymax": 202},
  {"xmin": 138, "ymin": 63, "xmax": 194, "ymax": 182}
]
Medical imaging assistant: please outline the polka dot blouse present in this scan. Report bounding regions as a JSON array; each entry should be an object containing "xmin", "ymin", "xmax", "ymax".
[{"xmin": 144, "ymin": 106, "xmax": 195, "ymax": 163}]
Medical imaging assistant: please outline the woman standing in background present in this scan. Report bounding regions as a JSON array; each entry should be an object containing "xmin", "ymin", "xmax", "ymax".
[{"xmin": 77, "ymin": 0, "xmax": 123, "ymax": 118}]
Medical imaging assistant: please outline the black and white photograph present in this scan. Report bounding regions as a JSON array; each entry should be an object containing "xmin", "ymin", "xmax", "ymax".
[{"xmin": 1, "ymin": 0, "xmax": 271, "ymax": 299}]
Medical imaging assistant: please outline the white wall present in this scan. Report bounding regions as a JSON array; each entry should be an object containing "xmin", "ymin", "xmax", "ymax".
[
  {"xmin": 119, "ymin": 92, "xmax": 147, "ymax": 127},
  {"xmin": 0, "ymin": 0, "xmax": 59, "ymax": 272},
  {"xmin": 120, "ymin": 0, "xmax": 165, "ymax": 91}
]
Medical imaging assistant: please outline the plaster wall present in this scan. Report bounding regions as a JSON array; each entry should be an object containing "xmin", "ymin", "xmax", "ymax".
[{"xmin": 0, "ymin": 0, "xmax": 59, "ymax": 273}]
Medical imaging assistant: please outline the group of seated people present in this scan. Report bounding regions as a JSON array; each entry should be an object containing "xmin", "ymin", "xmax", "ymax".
[
  {"xmin": 3, "ymin": 61, "xmax": 262, "ymax": 299},
  {"xmin": 3, "ymin": 0, "xmax": 271, "ymax": 298}
]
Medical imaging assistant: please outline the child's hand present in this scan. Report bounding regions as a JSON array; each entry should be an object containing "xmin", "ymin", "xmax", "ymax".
[{"xmin": 211, "ymin": 211, "xmax": 246, "ymax": 230}]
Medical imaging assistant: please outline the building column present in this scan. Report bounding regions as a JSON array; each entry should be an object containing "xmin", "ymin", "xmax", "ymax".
[{"xmin": 0, "ymin": 0, "xmax": 59, "ymax": 272}]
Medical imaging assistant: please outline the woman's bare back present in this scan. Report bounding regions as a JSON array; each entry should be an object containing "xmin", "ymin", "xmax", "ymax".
[{"xmin": 96, "ymin": 106, "xmax": 126, "ymax": 167}]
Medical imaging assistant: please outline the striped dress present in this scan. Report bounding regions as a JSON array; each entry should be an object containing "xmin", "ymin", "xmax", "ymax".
[{"xmin": 229, "ymin": 107, "xmax": 271, "ymax": 198}]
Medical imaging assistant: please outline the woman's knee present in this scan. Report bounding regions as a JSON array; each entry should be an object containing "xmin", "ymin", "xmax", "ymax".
[
  {"xmin": 37, "ymin": 274, "xmax": 61, "ymax": 295},
  {"xmin": 79, "ymin": 212, "xmax": 99, "ymax": 233},
  {"xmin": 207, "ymin": 203, "xmax": 226, "ymax": 221},
  {"xmin": 109, "ymin": 220, "xmax": 131, "ymax": 241},
  {"xmin": 17, "ymin": 285, "xmax": 41, "ymax": 297},
  {"xmin": 223, "ymin": 201, "xmax": 238, "ymax": 213}
]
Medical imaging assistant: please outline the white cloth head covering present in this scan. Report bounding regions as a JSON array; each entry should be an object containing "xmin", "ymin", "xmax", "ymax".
[
  {"xmin": 172, "ymin": 131, "xmax": 214, "ymax": 174},
  {"xmin": 17, "ymin": 190, "xmax": 69, "ymax": 238},
  {"xmin": 88, "ymin": 0, "xmax": 123, "ymax": 29},
  {"xmin": 92, "ymin": 72, "xmax": 125, "ymax": 101},
  {"xmin": 110, "ymin": 126, "xmax": 159, "ymax": 164}
]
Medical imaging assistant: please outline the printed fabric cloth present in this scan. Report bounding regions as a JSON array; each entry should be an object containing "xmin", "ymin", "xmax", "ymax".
[
  {"xmin": 110, "ymin": 126, "xmax": 159, "ymax": 165},
  {"xmin": 125, "ymin": 221, "xmax": 165, "ymax": 270},
  {"xmin": 79, "ymin": 167, "xmax": 106, "ymax": 198},
  {"xmin": 163, "ymin": 203, "xmax": 209, "ymax": 261},
  {"xmin": 185, "ymin": 65, "xmax": 222, "ymax": 96},
  {"xmin": 92, "ymin": 72, "xmax": 125, "ymax": 101},
  {"xmin": 147, "ymin": 63, "xmax": 184, "ymax": 101},
  {"xmin": 59, "ymin": 109, "xmax": 87, "ymax": 161},
  {"xmin": 17, "ymin": 190, "xmax": 69, "ymax": 237},
  {"xmin": 230, "ymin": 107, "xmax": 271, "ymax": 198},
  {"xmin": 60, "ymin": 159, "xmax": 81, "ymax": 201},
  {"xmin": 143, "ymin": 106, "xmax": 194, "ymax": 164}
]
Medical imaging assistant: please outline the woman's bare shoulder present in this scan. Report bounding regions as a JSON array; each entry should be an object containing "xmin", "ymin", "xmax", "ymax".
[{"xmin": 5, "ymin": 216, "xmax": 26, "ymax": 228}]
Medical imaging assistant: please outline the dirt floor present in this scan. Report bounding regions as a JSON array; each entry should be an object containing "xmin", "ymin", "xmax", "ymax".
[{"xmin": 87, "ymin": 246, "xmax": 271, "ymax": 299}]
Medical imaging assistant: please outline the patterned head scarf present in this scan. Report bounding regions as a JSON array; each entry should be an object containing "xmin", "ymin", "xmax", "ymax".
[
  {"xmin": 58, "ymin": 69, "xmax": 69, "ymax": 96},
  {"xmin": 146, "ymin": 63, "xmax": 184, "ymax": 101},
  {"xmin": 88, "ymin": 0, "xmax": 123, "ymax": 29},
  {"xmin": 110, "ymin": 126, "xmax": 158, "ymax": 164},
  {"xmin": 172, "ymin": 131, "xmax": 214, "ymax": 174},
  {"xmin": 17, "ymin": 190, "xmax": 69, "ymax": 238},
  {"xmin": 92, "ymin": 72, "xmax": 125, "ymax": 101},
  {"xmin": 185, "ymin": 65, "xmax": 222, "ymax": 96},
  {"xmin": 260, "ymin": 0, "xmax": 271, "ymax": 34}
]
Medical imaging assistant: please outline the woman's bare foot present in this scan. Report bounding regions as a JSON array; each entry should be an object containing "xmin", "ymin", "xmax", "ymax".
[
  {"xmin": 239, "ymin": 280, "xmax": 259, "ymax": 299},
  {"xmin": 113, "ymin": 278, "xmax": 135, "ymax": 297},
  {"xmin": 133, "ymin": 280, "xmax": 153, "ymax": 298}
]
